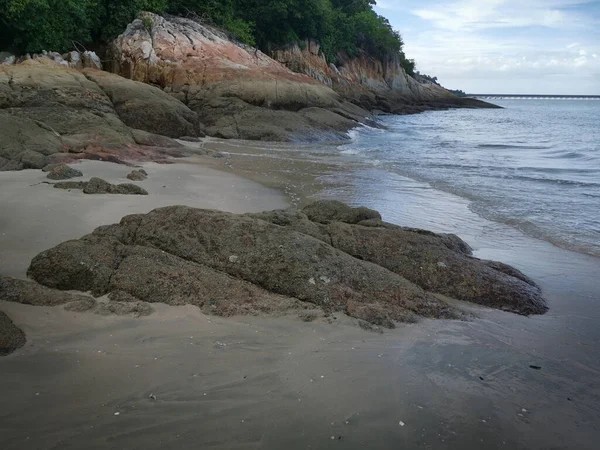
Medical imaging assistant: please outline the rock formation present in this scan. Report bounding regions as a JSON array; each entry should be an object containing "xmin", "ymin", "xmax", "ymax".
[
  {"xmin": 45, "ymin": 164, "xmax": 83, "ymax": 180},
  {"xmin": 108, "ymin": 13, "xmax": 376, "ymax": 141},
  {"xmin": 127, "ymin": 169, "xmax": 148, "ymax": 181},
  {"xmin": 53, "ymin": 177, "xmax": 148, "ymax": 195},
  {"xmin": 0, "ymin": 311, "xmax": 26, "ymax": 356},
  {"xmin": 19, "ymin": 201, "xmax": 545, "ymax": 329},
  {"xmin": 0, "ymin": 60, "xmax": 198, "ymax": 171}
]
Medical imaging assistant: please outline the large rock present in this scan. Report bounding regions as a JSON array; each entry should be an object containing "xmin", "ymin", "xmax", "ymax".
[
  {"xmin": 0, "ymin": 311, "xmax": 25, "ymax": 356},
  {"xmin": 107, "ymin": 13, "xmax": 373, "ymax": 141},
  {"xmin": 26, "ymin": 203, "xmax": 547, "ymax": 327},
  {"xmin": 0, "ymin": 62, "xmax": 197, "ymax": 170},
  {"xmin": 82, "ymin": 69, "xmax": 202, "ymax": 138},
  {"xmin": 46, "ymin": 164, "xmax": 83, "ymax": 180},
  {"xmin": 253, "ymin": 201, "xmax": 547, "ymax": 315}
]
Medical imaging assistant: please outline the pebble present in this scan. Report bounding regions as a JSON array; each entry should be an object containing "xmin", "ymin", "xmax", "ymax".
[
  {"xmin": 399, "ymin": 421, "xmax": 405, "ymax": 427},
  {"xmin": 114, "ymin": 412, "xmax": 120, "ymax": 416}
]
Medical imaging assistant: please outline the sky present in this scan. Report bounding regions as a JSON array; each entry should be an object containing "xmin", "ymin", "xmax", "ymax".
[{"xmin": 374, "ymin": 0, "xmax": 600, "ymax": 94}]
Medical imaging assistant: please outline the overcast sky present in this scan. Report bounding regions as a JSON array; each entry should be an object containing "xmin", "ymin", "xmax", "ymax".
[{"xmin": 375, "ymin": 0, "xmax": 600, "ymax": 94}]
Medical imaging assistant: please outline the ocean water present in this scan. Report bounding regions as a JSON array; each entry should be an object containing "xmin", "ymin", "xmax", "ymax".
[{"xmin": 331, "ymin": 99, "xmax": 600, "ymax": 258}]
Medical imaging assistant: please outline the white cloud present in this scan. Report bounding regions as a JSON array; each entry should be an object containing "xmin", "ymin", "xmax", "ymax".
[{"xmin": 379, "ymin": 0, "xmax": 600, "ymax": 93}]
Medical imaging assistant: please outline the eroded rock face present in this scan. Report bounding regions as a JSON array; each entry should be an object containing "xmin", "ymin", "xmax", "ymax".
[
  {"xmin": 107, "ymin": 13, "xmax": 373, "ymax": 141},
  {"xmin": 26, "ymin": 202, "xmax": 547, "ymax": 327}
]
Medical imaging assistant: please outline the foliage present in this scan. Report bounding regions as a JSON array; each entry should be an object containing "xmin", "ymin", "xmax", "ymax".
[{"xmin": 0, "ymin": 0, "xmax": 416, "ymax": 71}]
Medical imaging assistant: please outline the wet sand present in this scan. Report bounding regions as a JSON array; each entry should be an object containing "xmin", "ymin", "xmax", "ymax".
[{"xmin": 1, "ymin": 142, "xmax": 599, "ymax": 449}]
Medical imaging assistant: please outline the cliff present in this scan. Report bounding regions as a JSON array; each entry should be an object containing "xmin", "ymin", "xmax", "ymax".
[{"xmin": 107, "ymin": 13, "xmax": 495, "ymax": 139}]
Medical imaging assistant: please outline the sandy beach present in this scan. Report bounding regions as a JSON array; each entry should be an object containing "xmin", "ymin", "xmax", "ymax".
[{"xmin": 1, "ymin": 144, "xmax": 599, "ymax": 449}]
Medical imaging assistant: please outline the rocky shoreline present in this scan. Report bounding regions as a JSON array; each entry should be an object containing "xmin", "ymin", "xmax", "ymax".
[{"xmin": 1, "ymin": 13, "xmax": 499, "ymax": 173}]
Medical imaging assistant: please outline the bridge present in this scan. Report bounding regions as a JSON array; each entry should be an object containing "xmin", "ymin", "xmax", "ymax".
[{"xmin": 468, "ymin": 94, "xmax": 600, "ymax": 100}]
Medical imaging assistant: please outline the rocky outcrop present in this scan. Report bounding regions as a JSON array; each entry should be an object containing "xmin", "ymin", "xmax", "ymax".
[
  {"xmin": 0, "ymin": 276, "xmax": 153, "ymax": 318},
  {"xmin": 0, "ymin": 61, "xmax": 201, "ymax": 171},
  {"xmin": 272, "ymin": 42, "xmax": 499, "ymax": 113},
  {"xmin": 24, "ymin": 202, "xmax": 546, "ymax": 328},
  {"xmin": 45, "ymin": 164, "xmax": 83, "ymax": 180},
  {"xmin": 253, "ymin": 201, "xmax": 546, "ymax": 315},
  {"xmin": 107, "ymin": 13, "xmax": 497, "ymax": 133},
  {"xmin": 126, "ymin": 169, "xmax": 148, "ymax": 181},
  {"xmin": 53, "ymin": 177, "xmax": 148, "ymax": 195},
  {"xmin": 0, "ymin": 311, "xmax": 25, "ymax": 356},
  {"xmin": 107, "ymin": 13, "xmax": 376, "ymax": 141}
]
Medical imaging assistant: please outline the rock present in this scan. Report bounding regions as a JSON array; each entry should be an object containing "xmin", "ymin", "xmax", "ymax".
[
  {"xmin": 131, "ymin": 129, "xmax": 183, "ymax": 148},
  {"xmin": 84, "ymin": 177, "xmax": 148, "ymax": 195},
  {"xmin": 82, "ymin": 69, "xmax": 202, "ymax": 138},
  {"xmin": 63, "ymin": 51, "xmax": 83, "ymax": 70},
  {"xmin": 52, "ymin": 178, "xmax": 148, "ymax": 195},
  {"xmin": 46, "ymin": 164, "xmax": 83, "ymax": 180},
  {"xmin": 250, "ymin": 204, "xmax": 547, "ymax": 316},
  {"xmin": 94, "ymin": 301, "xmax": 154, "ymax": 317},
  {"xmin": 107, "ymin": 13, "xmax": 372, "ymax": 141},
  {"xmin": 0, "ymin": 52, "xmax": 15, "ymax": 65},
  {"xmin": 28, "ymin": 206, "xmax": 460, "ymax": 325},
  {"xmin": 64, "ymin": 298, "xmax": 98, "ymax": 312},
  {"xmin": 302, "ymin": 200, "xmax": 381, "ymax": 224},
  {"xmin": 82, "ymin": 51, "xmax": 102, "ymax": 70},
  {"xmin": 0, "ymin": 276, "xmax": 92, "ymax": 306},
  {"xmin": 53, "ymin": 181, "xmax": 88, "ymax": 190},
  {"xmin": 21, "ymin": 202, "xmax": 546, "ymax": 326},
  {"xmin": 19, "ymin": 150, "xmax": 47, "ymax": 169},
  {"xmin": 0, "ymin": 311, "xmax": 26, "ymax": 356},
  {"xmin": 126, "ymin": 169, "xmax": 148, "ymax": 181}
]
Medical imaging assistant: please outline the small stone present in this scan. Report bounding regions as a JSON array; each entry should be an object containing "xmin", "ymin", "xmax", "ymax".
[
  {"xmin": 228, "ymin": 255, "xmax": 239, "ymax": 263},
  {"xmin": 149, "ymin": 393, "xmax": 156, "ymax": 400},
  {"xmin": 114, "ymin": 412, "xmax": 120, "ymax": 416},
  {"xmin": 399, "ymin": 421, "xmax": 405, "ymax": 427},
  {"xmin": 529, "ymin": 365, "xmax": 542, "ymax": 370}
]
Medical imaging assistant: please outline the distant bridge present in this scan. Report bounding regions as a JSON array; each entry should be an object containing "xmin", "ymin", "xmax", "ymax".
[{"xmin": 468, "ymin": 94, "xmax": 600, "ymax": 100}]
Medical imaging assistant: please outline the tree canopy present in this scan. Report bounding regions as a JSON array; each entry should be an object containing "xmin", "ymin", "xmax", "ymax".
[{"xmin": 0, "ymin": 0, "xmax": 416, "ymax": 74}]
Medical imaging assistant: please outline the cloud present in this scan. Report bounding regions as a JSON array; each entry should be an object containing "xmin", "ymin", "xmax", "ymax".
[{"xmin": 375, "ymin": 0, "xmax": 600, "ymax": 93}]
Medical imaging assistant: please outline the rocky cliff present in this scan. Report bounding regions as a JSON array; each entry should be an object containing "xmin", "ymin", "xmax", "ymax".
[
  {"xmin": 271, "ymin": 40, "xmax": 454, "ymax": 113},
  {"xmin": 107, "ymin": 13, "xmax": 495, "ymax": 140}
]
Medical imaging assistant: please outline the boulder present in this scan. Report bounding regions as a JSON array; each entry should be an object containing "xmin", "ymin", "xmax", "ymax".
[
  {"xmin": 126, "ymin": 169, "xmax": 148, "ymax": 181},
  {"xmin": 46, "ymin": 164, "xmax": 83, "ymax": 180},
  {"xmin": 107, "ymin": 13, "xmax": 372, "ymax": 141},
  {"xmin": 82, "ymin": 51, "xmax": 102, "ymax": 70},
  {"xmin": 82, "ymin": 69, "xmax": 202, "ymax": 138},
  {"xmin": 52, "ymin": 177, "xmax": 148, "ymax": 195},
  {"xmin": 26, "ymin": 204, "xmax": 546, "ymax": 328},
  {"xmin": 0, "ymin": 311, "xmax": 26, "ymax": 356}
]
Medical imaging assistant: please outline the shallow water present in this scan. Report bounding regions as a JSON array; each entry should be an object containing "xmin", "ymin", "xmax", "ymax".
[{"xmin": 334, "ymin": 99, "xmax": 600, "ymax": 258}]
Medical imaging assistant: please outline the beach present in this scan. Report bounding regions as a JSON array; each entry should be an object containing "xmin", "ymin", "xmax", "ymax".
[{"xmin": 1, "ymin": 138, "xmax": 599, "ymax": 449}]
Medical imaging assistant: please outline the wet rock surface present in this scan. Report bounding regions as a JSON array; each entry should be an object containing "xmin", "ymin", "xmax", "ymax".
[{"xmin": 23, "ymin": 201, "xmax": 547, "ymax": 327}]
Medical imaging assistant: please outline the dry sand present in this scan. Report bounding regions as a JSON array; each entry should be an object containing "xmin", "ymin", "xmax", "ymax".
[
  {"xmin": 0, "ymin": 159, "xmax": 287, "ymax": 279},
  {"xmin": 1, "ymin": 146, "xmax": 599, "ymax": 449}
]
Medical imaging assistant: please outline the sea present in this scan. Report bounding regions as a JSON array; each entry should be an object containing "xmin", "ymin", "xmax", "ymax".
[{"xmin": 324, "ymin": 98, "xmax": 600, "ymax": 260}]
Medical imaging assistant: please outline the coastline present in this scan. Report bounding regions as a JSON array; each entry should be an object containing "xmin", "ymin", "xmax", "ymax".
[{"xmin": 1, "ymin": 140, "xmax": 599, "ymax": 449}]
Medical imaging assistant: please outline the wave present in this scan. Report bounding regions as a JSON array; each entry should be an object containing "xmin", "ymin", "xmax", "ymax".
[{"xmin": 476, "ymin": 143, "xmax": 552, "ymax": 150}]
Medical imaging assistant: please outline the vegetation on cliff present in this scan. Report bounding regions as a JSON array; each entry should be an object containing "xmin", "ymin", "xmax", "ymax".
[{"xmin": 0, "ymin": 0, "xmax": 415, "ymax": 74}]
